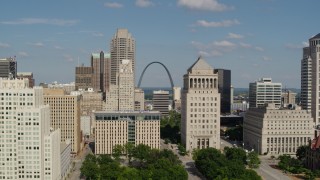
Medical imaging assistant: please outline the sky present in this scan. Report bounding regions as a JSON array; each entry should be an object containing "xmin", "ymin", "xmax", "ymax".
[{"xmin": 1, "ymin": 0, "xmax": 320, "ymax": 88}]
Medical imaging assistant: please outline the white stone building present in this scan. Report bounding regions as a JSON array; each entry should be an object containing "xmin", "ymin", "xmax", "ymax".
[
  {"xmin": 0, "ymin": 78, "xmax": 61, "ymax": 180},
  {"xmin": 181, "ymin": 57, "xmax": 221, "ymax": 151},
  {"xmin": 244, "ymin": 103, "xmax": 314, "ymax": 155}
]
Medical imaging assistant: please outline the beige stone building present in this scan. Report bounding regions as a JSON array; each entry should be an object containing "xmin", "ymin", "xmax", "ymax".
[
  {"xmin": 106, "ymin": 59, "xmax": 134, "ymax": 111},
  {"xmin": 0, "ymin": 78, "xmax": 61, "ymax": 180},
  {"xmin": 281, "ymin": 90, "xmax": 296, "ymax": 107},
  {"xmin": 94, "ymin": 111, "xmax": 161, "ymax": 154},
  {"xmin": 134, "ymin": 88, "xmax": 145, "ymax": 111},
  {"xmin": 181, "ymin": 57, "xmax": 221, "ymax": 151},
  {"xmin": 243, "ymin": 103, "xmax": 314, "ymax": 155},
  {"xmin": 80, "ymin": 88, "xmax": 103, "ymax": 115},
  {"xmin": 43, "ymin": 89, "xmax": 82, "ymax": 154}
]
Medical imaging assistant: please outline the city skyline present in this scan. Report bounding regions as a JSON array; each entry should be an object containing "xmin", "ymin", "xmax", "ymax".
[{"xmin": 1, "ymin": 0, "xmax": 320, "ymax": 88}]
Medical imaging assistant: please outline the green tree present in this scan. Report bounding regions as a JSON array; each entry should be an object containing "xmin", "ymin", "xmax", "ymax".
[
  {"xmin": 112, "ymin": 144, "xmax": 124, "ymax": 161},
  {"xmin": 133, "ymin": 144, "xmax": 151, "ymax": 165},
  {"xmin": 296, "ymin": 145, "xmax": 308, "ymax": 161},
  {"xmin": 178, "ymin": 144, "xmax": 187, "ymax": 156},
  {"xmin": 119, "ymin": 167, "xmax": 141, "ymax": 180},
  {"xmin": 240, "ymin": 169, "xmax": 262, "ymax": 180},
  {"xmin": 124, "ymin": 142, "xmax": 135, "ymax": 163},
  {"xmin": 247, "ymin": 151, "xmax": 261, "ymax": 168},
  {"xmin": 100, "ymin": 161, "xmax": 123, "ymax": 179},
  {"xmin": 224, "ymin": 147, "xmax": 247, "ymax": 164},
  {"xmin": 80, "ymin": 154, "xmax": 99, "ymax": 179},
  {"xmin": 305, "ymin": 169, "xmax": 316, "ymax": 180}
]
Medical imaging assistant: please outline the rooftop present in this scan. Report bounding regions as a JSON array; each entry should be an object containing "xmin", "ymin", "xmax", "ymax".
[{"xmin": 187, "ymin": 56, "xmax": 213, "ymax": 72}]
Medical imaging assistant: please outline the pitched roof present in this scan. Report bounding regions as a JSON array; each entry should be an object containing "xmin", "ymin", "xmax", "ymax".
[
  {"xmin": 311, "ymin": 33, "xmax": 320, "ymax": 39},
  {"xmin": 187, "ymin": 56, "xmax": 213, "ymax": 72}
]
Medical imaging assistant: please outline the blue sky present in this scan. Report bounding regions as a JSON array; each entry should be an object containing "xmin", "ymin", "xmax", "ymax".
[{"xmin": 0, "ymin": 0, "xmax": 319, "ymax": 88}]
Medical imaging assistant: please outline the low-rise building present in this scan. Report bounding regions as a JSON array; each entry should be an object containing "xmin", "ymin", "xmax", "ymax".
[
  {"xmin": 244, "ymin": 103, "xmax": 314, "ymax": 155},
  {"xmin": 95, "ymin": 111, "xmax": 161, "ymax": 154}
]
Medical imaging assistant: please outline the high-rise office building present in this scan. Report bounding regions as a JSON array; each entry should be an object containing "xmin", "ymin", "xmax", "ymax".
[
  {"xmin": 0, "ymin": 78, "xmax": 61, "ymax": 180},
  {"xmin": 91, "ymin": 51, "xmax": 110, "ymax": 93},
  {"xmin": 110, "ymin": 29, "xmax": 135, "ymax": 85},
  {"xmin": 249, "ymin": 78, "xmax": 282, "ymax": 108},
  {"xmin": 43, "ymin": 89, "xmax": 82, "ymax": 154},
  {"xmin": 214, "ymin": 69, "xmax": 231, "ymax": 114},
  {"xmin": 303, "ymin": 33, "xmax": 320, "ymax": 123},
  {"xmin": 153, "ymin": 90, "xmax": 170, "ymax": 116},
  {"xmin": 301, "ymin": 47, "xmax": 312, "ymax": 110},
  {"xmin": 95, "ymin": 111, "xmax": 161, "ymax": 154},
  {"xmin": 106, "ymin": 60, "xmax": 134, "ymax": 111},
  {"xmin": 75, "ymin": 65, "xmax": 92, "ymax": 90},
  {"xmin": 17, "ymin": 72, "xmax": 35, "ymax": 88},
  {"xmin": 181, "ymin": 57, "xmax": 220, "ymax": 151},
  {"xmin": 0, "ymin": 57, "xmax": 17, "ymax": 78},
  {"xmin": 244, "ymin": 103, "xmax": 314, "ymax": 155}
]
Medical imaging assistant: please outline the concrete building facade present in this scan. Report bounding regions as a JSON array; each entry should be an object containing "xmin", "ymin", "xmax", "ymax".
[
  {"xmin": 181, "ymin": 57, "xmax": 221, "ymax": 152},
  {"xmin": 134, "ymin": 88, "xmax": 145, "ymax": 111},
  {"xmin": 0, "ymin": 78, "xmax": 61, "ymax": 180},
  {"xmin": 0, "ymin": 57, "xmax": 17, "ymax": 78},
  {"xmin": 153, "ymin": 90, "xmax": 170, "ymax": 116},
  {"xmin": 75, "ymin": 65, "xmax": 92, "ymax": 90},
  {"xmin": 249, "ymin": 78, "xmax": 282, "ymax": 108},
  {"xmin": 43, "ymin": 89, "xmax": 82, "ymax": 154},
  {"xmin": 94, "ymin": 111, "xmax": 161, "ymax": 154},
  {"xmin": 106, "ymin": 60, "xmax": 134, "ymax": 111},
  {"xmin": 17, "ymin": 72, "xmax": 35, "ymax": 88},
  {"xmin": 243, "ymin": 104, "xmax": 314, "ymax": 155},
  {"xmin": 301, "ymin": 47, "xmax": 312, "ymax": 110}
]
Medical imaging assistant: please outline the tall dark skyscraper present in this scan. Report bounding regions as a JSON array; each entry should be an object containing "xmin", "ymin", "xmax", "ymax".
[
  {"xmin": 214, "ymin": 69, "xmax": 231, "ymax": 114},
  {"xmin": 91, "ymin": 51, "xmax": 110, "ymax": 93},
  {"xmin": 0, "ymin": 57, "xmax": 17, "ymax": 78}
]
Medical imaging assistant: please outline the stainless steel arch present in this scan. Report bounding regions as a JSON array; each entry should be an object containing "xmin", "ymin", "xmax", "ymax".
[{"xmin": 137, "ymin": 61, "xmax": 174, "ymax": 88}]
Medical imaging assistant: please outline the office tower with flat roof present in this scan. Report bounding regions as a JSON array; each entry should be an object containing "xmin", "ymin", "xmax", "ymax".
[
  {"xmin": 249, "ymin": 78, "xmax": 282, "ymax": 108},
  {"xmin": 95, "ymin": 111, "xmax": 161, "ymax": 154},
  {"xmin": 244, "ymin": 103, "xmax": 314, "ymax": 155},
  {"xmin": 214, "ymin": 69, "xmax": 231, "ymax": 114},
  {"xmin": 153, "ymin": 90, "xmax": 170, "ymax": 116},
  {"xmin": 91, "ymin": 51, "xmax": 110, "ymax": 93},
  {"xmin": 181, "ymin": 57, "xmax": 220, "ymax": 151},
  {"xmin": 106, "ymin": 59, "xmax": 134, "ymax": 111},
  {"xmin": 0, "ymin": 57, "xmax": 17, "ymax": 78},
  {"xmin": 303, "ymin": 33, "xmax": 320, "ymax": 123},
  {"xmin": 75, "ymin": 65, "xmax": 92, "ymax": 90},
  {"xmin": 43, "ymin": 89, "xmax": 82, "ymax": 154},
  {"xmin": 173, "ymin": 86, "xmax": 181, "ymax": 110},
  {"xmin": 134, "ymin": 88, "xmax": 145, "ymax": 111},
  {"xmin": 0, "ymin": 78, "xmax": 61, "ymax": 180},
  {"xmin": 110, "ymin": 29, "xmax": 135, "ymax": 85},
  {"xmin": 17, "ymin": 72, "xmax": 35, "ymax": 88},
  {"xmin": 301, "ymin": 47, "xmax": 312, "ymax": 110}
]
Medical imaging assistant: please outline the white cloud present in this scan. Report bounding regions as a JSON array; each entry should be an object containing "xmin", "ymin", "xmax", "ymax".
[
  {"xmin": 136, "ymin": 0, "xmax": 154, "ymax": 7},
  {"xmin": 177, "ymin": 0, "xmax": 232, "ymax": 12},
  {"xmin": 196, "ymin": 19, "xmax": 240, "ymax": 27},
  {"xmin": 104, "ymin": 2, "xmax": 123, "ymax": 8},
  {"xmin": 227, "ymin": 33, "xmax": 243, "ymax": 39},
  {"xmin": 262, "ymin": 56, "xmax": 271, "ymax": 61},
  {"xmin": 213, "ymin": 40, "xmax": 236, "ymax": 48},
  {"xmin": 1, "ymin": 18, "xmax": 78, "ymax": 26},
  {"xmin": 0, "ymin": 42, "xmax": 10, "ymax": 48},
  {"xmin": 285, "ymin": 42, "xmax": 309, "ymax": 49},
  {"xmin": 254, "ymin": 47, "xmax": 264, "ymax": 51},
  {"xmin": 54, "ymin": 46, "xmax": 64, "ymax": 50},
  {"xmin": 29, "ymin": 42, "xmax": 44, "ymax": 47},
  {"xmin": 239, "ymin": 42, "xmax": 252, "ymax": 48},
  {"xmin": 18, "ymin": 52, "xmax": 29, "ymax": 57},
  {"xmin": 191, "ymin": 40, "xmax": 235, "ymax": 57},
  {"xmin": 92, "ymin": 32, "xmax": 104, "ymax": 37},
  {"xmin": 63, "ymin": 54, "xmax": 74, "ymax": 62}
]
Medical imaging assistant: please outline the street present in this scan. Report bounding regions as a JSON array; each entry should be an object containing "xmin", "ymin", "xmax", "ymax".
[
  {"xmin": 69, "ymin": 144, "xmax": 92, "ymax": 180},
  {"xmin": 160, "ymin": 140, "xmax": 205, "ymax": 180}
]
